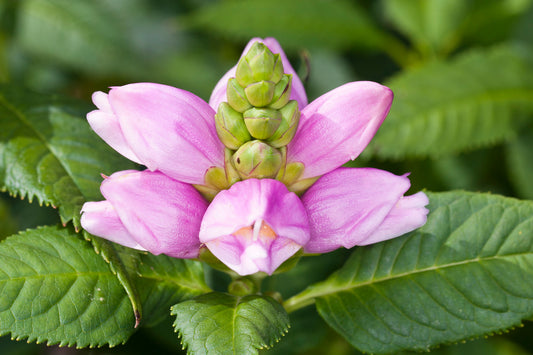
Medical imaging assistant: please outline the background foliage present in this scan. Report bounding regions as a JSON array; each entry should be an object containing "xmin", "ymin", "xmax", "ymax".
[{"xmin": 1, "ymin": 0, "xmax": 533, "ymax": 354}]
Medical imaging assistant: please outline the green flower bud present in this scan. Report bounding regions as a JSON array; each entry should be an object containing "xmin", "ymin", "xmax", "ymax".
[
  {"xmin": 244, "ymin": 80, "xmax": 275, "ymax": 107},
  {"xmin": 215, "ymin": 102, "xmax": 252, "ymax": 150},
  {"xmin": 233, "ymin": 140, "xmax": 282, "ymax": 179},
  {"xmin": 269, "ymin": 74, "xmax": 292, "ymax": 109},
  {"xmin": 226, "ymin": 78, "xmax": 252, "ymax": 112},
  {"xmin": 228, "ymin": 278, "xmax": 258, "ymax": 296},
  {"xmin": 243, "ymin": 107, "xmax": 282, "ymax": 140},
  {"xmin": 235, "ymin": 42, "xmax": 284, "ymax": 87},
  {"xmin": 267, "ymin": 100, "xmax": 300, "ymax": 148}
]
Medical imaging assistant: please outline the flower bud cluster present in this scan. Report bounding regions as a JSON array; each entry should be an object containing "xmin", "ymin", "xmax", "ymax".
[{"xmin": 214, "ymin": 42, "xmax": 300, "ymax": 183}]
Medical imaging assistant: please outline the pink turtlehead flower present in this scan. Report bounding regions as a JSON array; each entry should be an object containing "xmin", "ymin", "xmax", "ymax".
[{"xmin": 81, "ymin": 37, "xmax": 429, "ymax": 276}]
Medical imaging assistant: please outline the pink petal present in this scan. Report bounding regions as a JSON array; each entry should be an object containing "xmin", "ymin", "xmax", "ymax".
[
  {"xmin": 81, "ymin": 200, "xmax": 146, "ymax": 251},
  {"xmin": 107, "ymin": 83, "xmax": 224, "ymax": 185},
  {"xmin": 98, "ymin": 169, "xmax": 208, "ymax": 258},
  {"xmin": 301, "ymin": 168, "xmax": 428, "ymax": 253},
  {"xmin": 87, "ymin": 92, "xmax": 142, "ymax": 164},
  {"xmin": 360, "ymin": 191, "xmax": 429, "ymax": 246},
  {"xmin": 209, "ymin": 37, "xmax": 308, "ymax": 111},
  {"xmin": 199, "ymin": 179, "xmax": 310, "ymax": 275},
  {"xmin": 288, "ymin": 81, "xmax": 393, "ymax": 179}
]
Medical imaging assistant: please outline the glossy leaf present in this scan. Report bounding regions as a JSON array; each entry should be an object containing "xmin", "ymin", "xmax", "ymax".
[
  {"xmin": 172, "ymin": 292, "xmax": 289, "ymax": 354},
  {"xmin": 0, "ymin": 226, "xmax": 135, "ymax": 347},
  {"xmin": 0, "ymin": 84, "xmax": 146, "ymax": 331},
  {"xmin": 368, "ymin": 45, "xmax": 533, "ymax": 159},
  {"xmin": 0, "ymin": 84, "xmax": 135, "ymax": 226},
  {"xmin": 284, "ymin": 191, "xmax": 533, "ymax": 353},
  {"xmin": 135, "ymin": 252, "xmax": 211, "ymax": 327}
]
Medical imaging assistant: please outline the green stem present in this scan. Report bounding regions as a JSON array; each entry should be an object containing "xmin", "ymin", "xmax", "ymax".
[{"xmin": 282, "ymin": 292, "xmax": 316, "ymax": 313}]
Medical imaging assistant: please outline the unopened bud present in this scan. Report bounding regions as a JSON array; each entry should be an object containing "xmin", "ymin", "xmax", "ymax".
[
  {"xmin": 244, "ymin": 80, "xmax": 275, "ymax": 107},
  {"xmin": 269, "ymin": 75, "xmax": 292, "ymax": 109},
  {"xmin": 243, "ymin": 107, "xmax": 282, "ymax": 140},
  {"xmin": 226, "ymin": 78, "xmax": 252, "ymax": 112},
  {"xmin": 235, "ymin": 42, "xmax": 283, "ymax": 87},
  {"xmin": 267, "ymin": 100, "xmax": 300, "ymax": 148},
  {"xmin": 233, "ymin": 140, "xmax": 282, "ymax": 179},
  {"xmin": 228, "ymin": 278, "xmax": 258, "ymax": 296},
  {"xmin": 215, "ymin": 102, "xmax": 252, "ymax": 150}
]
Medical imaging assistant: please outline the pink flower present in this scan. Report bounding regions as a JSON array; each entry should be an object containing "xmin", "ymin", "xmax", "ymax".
[{"xmin": 81, "ymin": 37, "xmax": 429, "ymax": 276}]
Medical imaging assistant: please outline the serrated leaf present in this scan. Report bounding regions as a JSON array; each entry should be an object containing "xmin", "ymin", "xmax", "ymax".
[
  {"xmin": 0, "ymin": 84, "xmax": 143, "ymax": 329},
  {"xmin": 172, "ymin": 292, "xmax": 289, "ymax": 355},
  {"xmin": 284, "ymin": 191, "xmax": 533, "ymax": 354},
  {"xmin": 135, "ymin": 252, "xmax": 211, "ymax": 327},
  {"xmin": 367, "ymin": 45, "xmax": 533, "ymax": 159},
  {"xmin": 184, "ymin": 0, "xmax": 387, "ymax": 50},
  {"xmin": 0, "ymin": 85, "xmax": 135, "ymax": 226},
  {"xmin": 84, "ymin": 233, "xmax": 211, "ymax": 329},
  {"xmin": 0, "ymin": 226, "xmax": 135, "ymax": 347},
  {"xmin": 506, "ymin": 127, "xmax": 533, "ymax": 199}
]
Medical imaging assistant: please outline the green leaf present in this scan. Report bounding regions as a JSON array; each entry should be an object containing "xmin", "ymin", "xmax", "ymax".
[
  {"xmin": 506, "ymin": 126, "xmax": 533, "ymax": 199},
  {"xmin": 367, "ymin": 45, "xmax": 533, "ymax": 159},
  {"xmin": 0, "ymin": 84, "xmax": 143, "ymax": 330},
  {"xmin": 135, "ymin": 253, "xmax": 211, "ymax": 327},
  {"xmin": 172, "ymin": 292, "xmax": 289, "ymax": 354},
  {"xmin": 383, "ymin": 0, "xmax": 468, "ymax": 56},
  {"xmin": 383, "ymin": 0, "xmax": 532, "ymax": 58},
  {"xmin": 284, "ymin": 191, "xmax": 533, "ymax": 354},
  {"xmin": 0, "ymin": 84, "xmax": 134, "ymax": 226},
  {"xmin": 0, "ymin": 226, "xmax": 136, "ymax": 347},
  {"xmin": 15, "ymin": 0, "xmax": 152, "ymax": 77},
  {"xmin": 84, "ymin": 234, "xmax": 211, "ymax": 329},
  {"xmin": 184, "ymin": 0, "xmax": 388, "ymax": 50}
]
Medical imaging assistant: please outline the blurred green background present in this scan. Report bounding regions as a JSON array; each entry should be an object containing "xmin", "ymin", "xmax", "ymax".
[{"xmin": 1, "ymin": 0, "xmax": 533, "ymax": 354}]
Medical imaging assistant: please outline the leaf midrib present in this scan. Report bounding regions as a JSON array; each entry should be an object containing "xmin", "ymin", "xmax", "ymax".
[
  {"xmin": 388, "ymin": 88, "xmax": 533, "ymax": 126},
  {"xmin": 283, "ymin": 250, "xmax": 531, "ymax": 312}
]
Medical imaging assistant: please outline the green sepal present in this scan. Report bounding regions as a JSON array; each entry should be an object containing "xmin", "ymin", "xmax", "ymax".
[
  {"xmin": 226, "ymin": 78, "xmax": 252, "ymax": 112},
  {"xmin": 204, "ymin": 166, "xmax": 229, "ymax": 190},
  {"xmin": 280, "ymin": 162, "xmax": 305, "ymax": 186},
  {"xmin": 269, "ymin": 74, "xmax": 292, "ymax": 109},
  {"xmin": 215, "ymin": 102, "xmax": 252, "ymax": 150},
  {"xmin": 244, "ymin": 80, "xmax": 276, "ymax": 107},
  {"xmin": 243, "ymin": 107, "xmax": 282, "ymax": 140},
  {"xmin": 192, "ymin": 184, "xmax": 219, "ymax": 202},
  {"xmin": 288, "ymin": 176, "xmax": 320, "ymax": 195},
  {"xmin": 233, "ymin": 140, "xmax": 282, "ymax": 179},
  {"xmin": 267, "ymin": 100, "xmax": 300, "ymax": 148},
  {"xmin": 224, "ymin": 148, "xmax": 241, "ymax": 187}
]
